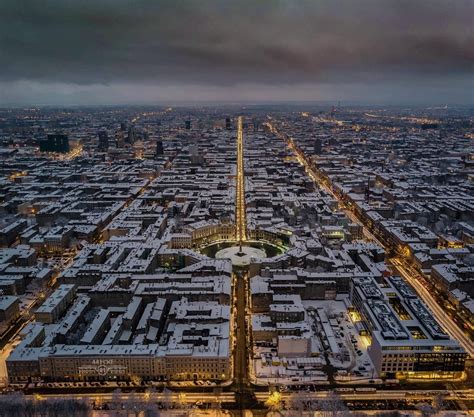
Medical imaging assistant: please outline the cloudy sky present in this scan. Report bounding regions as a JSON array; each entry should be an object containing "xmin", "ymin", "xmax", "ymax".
[{"xmin": 0, "ymin": 0, "xmax": 472, "ymax": 106}]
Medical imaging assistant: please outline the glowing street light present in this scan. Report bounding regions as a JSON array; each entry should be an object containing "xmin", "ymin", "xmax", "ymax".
[{"xmin": 265, "ymin": 391, "xmax": 282, "ymax": 410}]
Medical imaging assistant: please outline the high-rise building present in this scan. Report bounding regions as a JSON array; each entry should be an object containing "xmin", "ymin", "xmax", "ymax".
[
  {"xmin": 225, "ymin": 117, "xmax": 232, "ymax": 130},
  {"xmin": 185, "ymin": 120, "xmax": 191, "ymax": 130},
  {"xmin": 189, "ymin": 144, "xmax": 203, "ymax": 165},
  {"xmin": 314, "ymin": 138, "xmax": 322, "ymax": 155},
  {"xmin": 98, "ymin": 130, "xmax": 109, "ymax": 151},
  {"xmin": 115, "ymin": 131, "xmax": 124, "ymax": 148},
  {"xmin": 252, "ymin": 118, "xmax": 259, "ymax": 132},
  {"xmin": 365, "ymin": 177, "xmax": 370, "ymax": 201},
  {"xmin": 127, "ymin": 126, "xmax": 136, "ymax": 144},
  {"xmin": 39, "ymin": 134, "xmax": 70, "ymax": 153},
  {"xmin": 155, "ymin": 139, "xmax": 164, "ymax": 158}
]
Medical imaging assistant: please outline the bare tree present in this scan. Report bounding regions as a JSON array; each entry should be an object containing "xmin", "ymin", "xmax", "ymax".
[
  {"xmin": 383, "ymin": 412, "xmax": 401, "ymax": 417},
  {"xmin": 320, "ymin": 391, "xmax": 348, "ymax": 417},
  {"xmin": 0, "ymin": 393, "xmax": 27, "ymax": 417},
  {"xmin": 130, "ymin": 374, "xmax": 143, "ymax": 386},
  {"xmin": 111, "ymin": 388, "xmax": 124, "ymax": 417},
  {"xmin": 210, "ymin": 399, "xmax": 223, "ymax": 417},
  {"xmin": 287, "ymin": 391, "xmax": 319, "ymax": 415},
  {"xmin": 432, "ymin": 393, "xmax": 444, "ymax": 414},
  {"xmin": 143, "ymin": 403, "xmax": 160, "ymax": 417},
  {"xmin": 416, "ymin": 402, "xmax": 436, "ymax": 417},
  {"xmin": 174, "ymin": 392, "xmax": 190, "ymax": 411},
  {"xmin": 161, "ymin": 387, "xmax": 173, "ymax": 409},
  {"xmin": 0, "ymin": 395, "xmax": 91, "ymax": 417}
]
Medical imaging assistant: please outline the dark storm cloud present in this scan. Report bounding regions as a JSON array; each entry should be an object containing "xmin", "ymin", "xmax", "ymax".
[
  {"xmin": 0, "ymin": 0, "xmax": 472, "ymax": 104},
  {"xmin": 1, "ymin": 0, "xmax": 472, "ymax": 84}
]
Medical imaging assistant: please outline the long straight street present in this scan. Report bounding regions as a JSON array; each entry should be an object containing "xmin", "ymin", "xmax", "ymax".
[
  {"xmin": 232, "ymin": 116, "xmax": 254, "ymax": 412},
  {"xmin": 254, "ymin": 389, "xmax": 474, "ymax": 403},
  {"xmin": 233, "ymin": 271, "xmax": 252, "ymax": 412},
  {"xmin": 235, "ymin": 116, "xmax": 247, "ymax": 243},
  {"xmin": 29, "ymin": 391, "xmax": 236, "ymax": 404}
]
